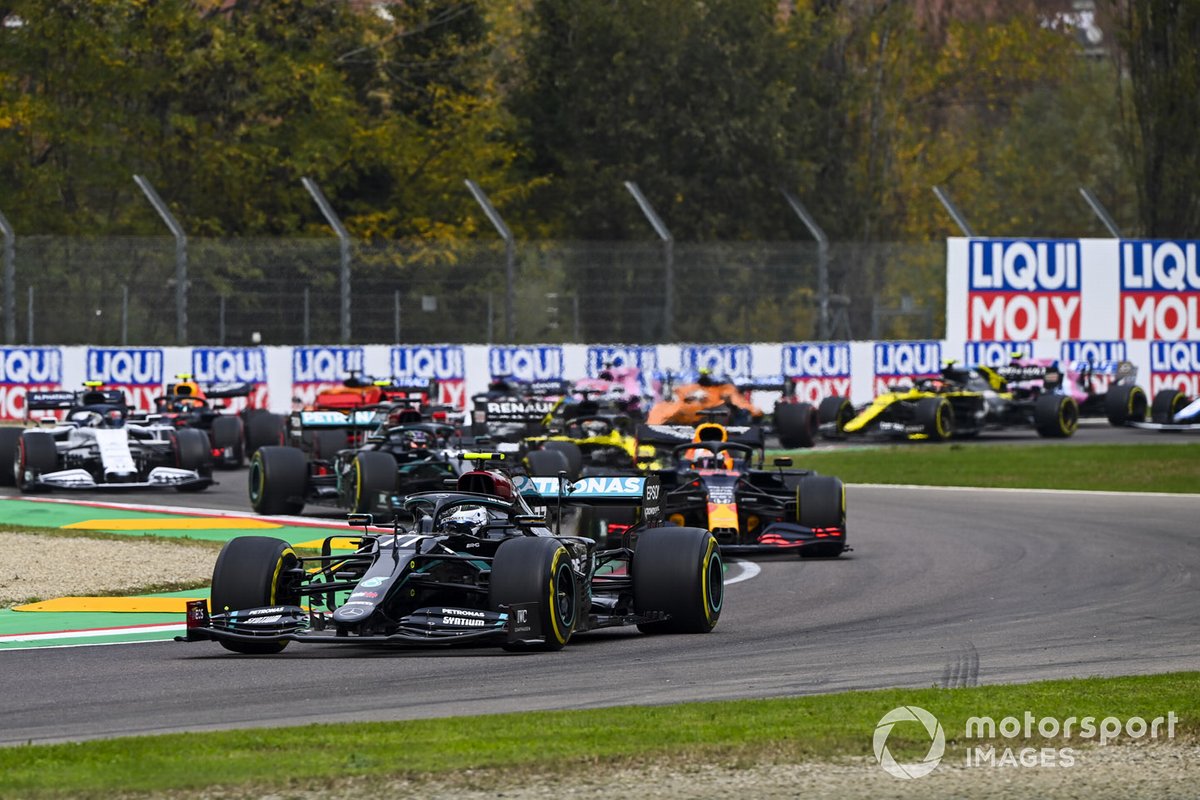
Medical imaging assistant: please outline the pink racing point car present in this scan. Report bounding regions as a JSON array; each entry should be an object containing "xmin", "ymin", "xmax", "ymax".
[{"xmin": 995, "ymin": 358, "xmax": 1149, "ymax": 427}]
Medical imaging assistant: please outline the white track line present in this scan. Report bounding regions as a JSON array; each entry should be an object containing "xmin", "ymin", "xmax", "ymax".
[
  {"xmin": 724, "ymin": 558, "xmax": 761, "ymax": 586},
  {"xmin": 849, "ymin": 482, "xmax": 1200, "ymax": 499}
]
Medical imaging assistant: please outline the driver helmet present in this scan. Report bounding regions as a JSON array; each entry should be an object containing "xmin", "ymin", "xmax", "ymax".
[
  {"xmin": 403, "ymin": 429, "xmax": 431, "ymax": 450},
  {"xmin": 442, "ymin": 506, "xmax": 489, "ymax": 536},
  {"xmin": 71, "ymin": 410, "xmax": 103, "ymax": 427},
  {"xmin": 697, "ymin": 368, "xmax": 716, "ymax": 387},
  {"xmin": 104, "ymin": 408, "xmax": 125, "ymax": 428}
]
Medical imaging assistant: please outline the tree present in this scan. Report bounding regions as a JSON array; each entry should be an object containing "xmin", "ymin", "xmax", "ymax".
[{"xmin": 1106, "ymin": 0, "xmax": 1200, "ymax": 237}]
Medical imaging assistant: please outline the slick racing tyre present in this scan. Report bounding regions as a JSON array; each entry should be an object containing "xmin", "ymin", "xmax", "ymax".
[
  {"xmin": 0, "ymin": 427, "xmax": 22, "ymax": 486},
  {"xmin": 172, "ymin": 428, "xmax": 213, "ymax": 472},
  {"xmin": 210, "ymin": 536, "xmax": 299, "ymax": 654},
  {"xmin": 348, "ymin": 450, "xmax": 397, "ymax": 514},
  {"xmin": 540, "ymin": 441, "xmax": 583, "ymax": 479},
  {"xmin": 1151, "ymin": 389, "xmax": 1188, "ymax": 424},
  {"xmin": 633, "ymin": 527, "xmax": 723, "ymax": 634},
  {"xmin": 915, "ymin": 397, "xmax": 953, "ymax": 441},
  {"xmin": 1034, "ymin": 393, "xmax": 1079, "ymax": 438},
  {"xmin": 818, "ymin": 396, "xmax": 854, "ymax": 439},
  {"xmin": 245, "ymin": 412, "xmax": 286, "ymax": 454},
  {"xmin": 249, "ymin": 446, "xmax": 307, "ymax": 515},
  {"xmin": 774, "ymin": 402, "xmax": 817, "ymax": 449},
  {"xmin": 15, "ymin": 431, "xmax": 57, "ymax": 492},
  {"xmin": 211, "ymin": 416, "xmax": 245, "ymax": 469},
  {"xmin": 490, "ymin": 537, "xmax": 578, "ymax": 651},
  {"xmin": 525, "ymin": 448, "xmax": 570, "ymax": 478},
  {"xmin": 1105, "ymin": 384, "xmax": 1148, "ymax": 426},
  {"xmin": 796, "ymin": 474, "xmax": 846, "ymax": 557}
]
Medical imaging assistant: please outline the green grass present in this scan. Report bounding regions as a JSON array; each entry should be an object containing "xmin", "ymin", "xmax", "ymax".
[
  {"xmin": 1, "ymin": 672, "xmax": 1195, "ymax": 799},
  {"xmin": 773, "ymin": 442, "xmax": 1200, "ymax": 493}
]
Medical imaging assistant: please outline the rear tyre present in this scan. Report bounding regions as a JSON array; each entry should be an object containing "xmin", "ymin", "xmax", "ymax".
[
  {"xmin": 1034, "ymin": 393, "xmax": 1078, "ymax": 438},
  {"xmin": 248, "ymin": 446, "xmax": 308, "ymax": 515},
  {"xmin": 0, "ymin": 427, "xmax": 22, "ymax": 486},
  {"xmin": 633, "ymin": 527, "xmax": 723, "ymax": 634},
  {"xmin": 774, "ymin": 402, "xmax": 817, "ymax": 449},
  {"xmin": 797, "ymin": 475, "xmax": 846, "ymax": 557},
  {"xmin": 210, "ymin": 536, "xmax": 299, "ymax": 654},
  {"xmin": 245, "ymin": 412, "xmax": 286, "ymax": 454},
  {"xmin": 490, "ymin": 537, "xmax": 577, "ymax": 651},
  {"xmin": 1105, "ymin": 384, "xmax": 1147, "ymax": 426},
  {"xmin": 15, "ymin": 431, "xmax": 58, "ymax": 492},
  {"xmin": 915, "ymin": 397, "xmax": 953, "ymax": 441},
  {"xmin": 311, "ymin": 429, "xmax": 345, "ymax": 460},
  {"xmin": 818, "ymin": 396, "xmax": 854, "ymax": 438},
  {"xmin": 211, "ymin": 416, "xmax": 244, "ymax": 468},
  {"xmin": 348, "ymin": 450, "xmax": 397, "ymax": 514},
  {"xmin": 540, "ymin": 441, "xmax": 583, "ymax": 479},
  {"xmin": 1151, "ymin": 389, "xmax": 1187, "ymax": 424},
  {"xmin": 525, "ymin": 448, "xmax": 570, "ymax": 477}
]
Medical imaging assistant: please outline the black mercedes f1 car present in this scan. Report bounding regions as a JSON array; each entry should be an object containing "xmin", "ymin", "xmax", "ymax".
[{"xmin": 181, "ymin": 462, "xmax": 723, "ymax": 653}]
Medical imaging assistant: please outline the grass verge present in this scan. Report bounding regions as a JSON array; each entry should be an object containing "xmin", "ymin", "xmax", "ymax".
[
  {"xmin": 1, "ymin": 672, "xmax": 1195, "ymax": 799},
  {"xmin": 775, "ymin": 442, "xmax": 1200, "ymax": 493}
]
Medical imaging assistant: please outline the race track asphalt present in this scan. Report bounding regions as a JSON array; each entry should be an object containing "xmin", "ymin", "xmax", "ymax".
[{"xmin": 2, "ymin": 468, "xmax": 1198, "ymax": 745}]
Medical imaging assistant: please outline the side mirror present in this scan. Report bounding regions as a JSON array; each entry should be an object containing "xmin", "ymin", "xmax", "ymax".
[
  {"xmin": 514, "ymin": 514, "xmax": 545, "ymax": 525},
  {"xmin": 773, "ymin": 456, "xmax": 793, "ymax": 468},
  {"xmin": 347, "ymin": 513, "xmax": 374, "ymax": 527}
]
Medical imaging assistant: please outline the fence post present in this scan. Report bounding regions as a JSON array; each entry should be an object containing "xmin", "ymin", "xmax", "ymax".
[
  {"xmin": 133, "ymin": 175, "xmax": 188, "ymax": 345},
  {"xmin": 0, "ymin": 208, "xmax": 14, "ymax": 345},
  {"xmin": 218, "ymin": 295, "xmax": 227, "ymax": 346},
  {"xmin": 781, "ymin": 190, "xmax": 831, "ymax": 340},
  {"xmin": 932, "ymin": 185, "xmax": 976, "ymax": 237},
  {"xmin": 1079, "ymin": 187, "xmax": 1123, "ymax": 237},
  {"xmin": 303, "ymin": 287, "xmax": 311, "ymax": 346},
  {"xmin": 121, "ymin": 284, "xmax": 129, "ymax": 345},
  {"xmin": 301, "ymin": 177, "xmax": 352, "ymax": 343},
  {"xmin": 464, "ymin": 180, "xmax": 515, "ymax": 342},
  {"xmin": 623, "ymin": 182, "xmax": 674, "ymax": 341},
  {"xmin": 26, "ymin": 285, "xmax": 33, "ymax": 344},
  {"xmin": 394, "ymin": 289, "xmax": 401, "ymax": 343}
]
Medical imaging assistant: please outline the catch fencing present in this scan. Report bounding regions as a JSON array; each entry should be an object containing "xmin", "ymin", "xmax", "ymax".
[{"xmin": 5, "ymin": 237, "xmax": 943, "ymax": 347}]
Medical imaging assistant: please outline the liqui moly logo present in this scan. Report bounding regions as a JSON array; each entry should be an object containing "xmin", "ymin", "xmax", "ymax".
[
  {"xmin": 1120, "ymin": 241, "xmax": 1200, "ymax": 339},
  {"xmin": 192, "ymin": 348, "xmax": 267, "ymax": 383},
  {"xmin": 782, "ymin": 343, "xmax": 850, "ymax": 403},
  {"xmin": 1150, "ymin": 341, "xmax": 1200, "ymax": 396},
  {"xmin": 293, "ymin": 346, "xmax": 364, "ymax": 383},
  {"xmin": 964, "ymin": 341, "xmax": 1033, "ymax": 366},
  {"xmin": 489, "ymin": 346, "xmax": 563, "ymax": 382},
  {"xmin": 0, "ymin": 347, "xmax": 62, "ymax": 385},
  {"xmin": 86, "ymin": 348, "xmax": 164, "ymax": 412},
  {"xmin": 874, "ymin": 341, "xmax": 941, "ymax": 394},
  {"xmin": 1060, "ymin": 340, "xmax": 1126, "ymax": 368},
  {"xmin": 967, "ymin": 240, "xmax": 1081, "ymax": 340},
  {"xmin": 0, "ymin": 347, "xmax": 64, "ymax": 421},
  {"xmin": 586, "ymin": 345, "xmax": 658, "ymax": 376},
  {"xmin": 391, "ymin": 346, "xmax": 466, "ymax": 409},
  {"xmin": 681, "ymin": 345, "xmax": 752, "ymax": 380}
]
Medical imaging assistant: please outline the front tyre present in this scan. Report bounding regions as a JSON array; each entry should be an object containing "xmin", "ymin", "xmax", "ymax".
[
  {"xmin": 490, "ymin": 537, "xmax": 578, "ymax": 651},
  {"xmin": 797, "ymin": 475, "xmax": 846, "ymax": 557},
  {"xmin": 210, "ymin": 536, "xmax": 299, "ymax": 654},
  {"xmin": 1034, "ymin": 393, "xmax": 1078, "ymax": 438},
  {"xmin": 248, "ymin": 446, "xmax": 308, "ymax": 515},
  {"xmin": 1105, "ymin": 384, "xmax": 1147, "ymax": 426},
  {"xmin": 633, "ymin": 527, "xmax": 723, "ymax": 634},
  {"xmin": 1151, "ymin": 389, "xmax": 1187, "ymax": 424},
  {"xmin": 774, "ymin": 402, "xmax": 817, "ymax": 449}
]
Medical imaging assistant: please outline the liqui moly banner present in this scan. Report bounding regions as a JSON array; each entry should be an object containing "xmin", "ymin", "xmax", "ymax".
[
  {"xmin": 390, "ymin": 345, "xmax": 467, "ymax": 409},
  {"xmin": 781, "ymin": 343, "xmax": 850, "ymax": 402},
  {"xmin": 966, "ymin": 240, "xmax": 1081, "ymax": 341},
  {"xmin": 948, "ymin": 237, "xmax": 1200, "ymax": 346},
  {"xmin": 873, "ymin": 341, "xmax": 941, "ymax": 394},
  {"xmin": 1149, "ymin": 341, "xmax": 1200, "ymax": 396},
  {"xmin": 488, "ymin": 346, "xmax": 564, "ymax": 382},
  {"xmin": 963, "ymin": 341, "xmax": 1033, "ymax": 366},
  {"xmin": 586, "ymin": 345, "xmax": 658, "ymax": 395},
  {"xmin": 1120, "ymin": 241, "xmax": 1200, "ymax": 339},
  {"xmin": 192, "ymin": 347, "xmax": 269, "ymax": 412},
  {"xmin": 680, "ymin": 345, "xmax": 753, "ymax": 381},
  {"xmin": 292, "ymin": 346, "xmax": 364, "ymax": 408},
  {"xmin": 86, "ymin": 348, "xmax": 163, "ymax": 412},
  {"xmin": 0, "ymin": 347, "xmax": 63, "ymax": 421}
]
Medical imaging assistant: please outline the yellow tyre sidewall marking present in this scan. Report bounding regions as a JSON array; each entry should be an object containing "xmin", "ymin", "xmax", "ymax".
[
  {"xmin": 700, "ymin": 536, "xmax": 719, "ymax": 626},
  {"xmin": 270, "ymin": 547, "xmax": 296, "ymax": 605},
  {"xmin": 547, "ymin": 547, "xmax": 571, "ymax": 645}
]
